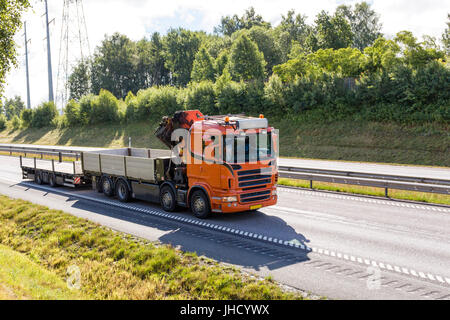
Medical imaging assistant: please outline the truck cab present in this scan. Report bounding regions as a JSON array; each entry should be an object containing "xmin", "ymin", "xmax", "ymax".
[{"xmin": 156, "ymin": 110, "xmax": 278, "ymax": 218}]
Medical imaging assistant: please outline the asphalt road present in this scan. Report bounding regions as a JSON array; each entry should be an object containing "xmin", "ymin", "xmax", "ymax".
[{"xmin": 0, "ymin": 154, "xmax": 449, "ymax": 300}]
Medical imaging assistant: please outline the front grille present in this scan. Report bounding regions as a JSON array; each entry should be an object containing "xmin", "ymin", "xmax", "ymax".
[
  {"xmin": 237, "ymin": 168, "xmax": 272, "ymax": 188},
  {"xmin": 240, "ymin": 190, "xmax": 271, "ymax": 203}
]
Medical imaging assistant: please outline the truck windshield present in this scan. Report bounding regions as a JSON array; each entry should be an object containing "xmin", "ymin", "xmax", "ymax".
[{"xmin": 222, "ymin": 131, "xmax": 274, "ymax": 164}]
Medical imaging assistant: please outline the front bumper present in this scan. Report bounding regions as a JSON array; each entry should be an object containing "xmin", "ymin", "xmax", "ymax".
[{"xmin": 211, "ymin": 195, "xmax": 277, "ymax": 213}]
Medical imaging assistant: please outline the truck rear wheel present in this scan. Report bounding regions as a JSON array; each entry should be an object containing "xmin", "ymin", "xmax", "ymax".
[
  {"xmin": 49, "ymin": 173, "xmax": 57, "ymax": 187},
  {"xmin": 190, "ymin": 190, "xmax": 211, "ymax": 219},
  {"xmin": 35, "ymin": 171, "xmax": 43, "ymax": 185},
  {"xmin": 102, "ymin": 177, "xmax": 114, "ymax": 197},
  {"xmin": 116, "ymin": 179, "xmax": 130, "ymax": 202},
  {"xmin": 160, "ymin": 185, "xmax": 176, "ymax": 212}
]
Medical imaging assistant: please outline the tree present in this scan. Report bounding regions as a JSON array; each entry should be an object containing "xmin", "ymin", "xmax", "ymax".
[
  {"xmin": 274, "ymin": 10, "xmax": 309, "ymax": 61},
  {"xmin": 0, "ymin": 0, "xmax": 30, "ymax": 98},
  {"xmin": 3, "ymin": 95, "xmax": 25, "ymax": 120},
  {"xmin": 309, "ymin": 10, "xmax": 354, "ymax": 51},
  {"xmin": 68, "ymin": 59, "xmax": 91, "ymax": 100},
  {"xmin": 363, "ymin": 37, "xmax": 401, "ymax": 72},
  {"xmin": 191, "ymin": 46, "xmax": 216, "ymax": 82},
  {"xmin": 237, "ymin": 26, "xmax": 282, "ymax": 76},
  {"xmin": 227, "ymin": 34, "xmax": 266, "ymax": 81},
  {"xmin": 164, "ymin": 28, "xmax": 203, "ymax": 86},
  {"xmin": 337, "ymin": 2, "xmax": 382, "ymax": 50},
  {"xmin": 148, "ymin": 32, "xmax": 170, "ymax": 86},
  {"xmin": 214, "ymin": 7, "xmax": 270, "ymax": 36},
  {"xmin": 90, "ymin": 33, "xmax": 138, "ymax": 99},
  {"xmin": 443, "ymin": 14, "xmax": 450, "ymax": 56},
  {"xmin": 395, "ymin": 31, "xmax": 445, "ymax": 68}
]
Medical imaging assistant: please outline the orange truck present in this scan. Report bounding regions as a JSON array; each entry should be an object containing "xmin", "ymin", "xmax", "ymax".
[{"xmin": 20, "ymin": 110, "xmax": 278, "ymax": 219}]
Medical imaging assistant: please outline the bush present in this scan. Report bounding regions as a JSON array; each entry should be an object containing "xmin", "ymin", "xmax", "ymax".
[
  {"xmin": 11, "ymin": 115, "xmax": 21, "ymax": 130},
  {"xmin": 136, "ymin": 86, "xmax": 182, "ymax": 120},
  {"xmin": 64, "ymin": 99, "xmax": 82, "ymax": 126},
  {"xmin": 184, "ymin": 81, "xmax": 217, "ymax": 115},
  {"xmin": 20, "ymin": 109, "xmax": 33, "ymax": 127},
  {"xmin": 31, "ymin": 101, "xmax": 58, "ymax": 128},
  {"xmin": 0, "ymin": 114, "xmax": 6, "ymax": 130},
  {"xmin": 90, "ymin": 89, "xmax": 120, "ymax": 124}
]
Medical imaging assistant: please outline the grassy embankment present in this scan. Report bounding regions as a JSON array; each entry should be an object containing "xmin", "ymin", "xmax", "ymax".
[
  {"xmin": 0, "ymin": 118, "xmax": 448, "ymax": 205},
  {"xmin": 0, "ymin": 195, "xmax": 304, "ymax": 300}
]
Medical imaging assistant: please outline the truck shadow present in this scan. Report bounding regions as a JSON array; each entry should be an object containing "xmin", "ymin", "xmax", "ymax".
[{"xmin": 17, "ymin": 182, "xmax": 311, "ymax": 272}]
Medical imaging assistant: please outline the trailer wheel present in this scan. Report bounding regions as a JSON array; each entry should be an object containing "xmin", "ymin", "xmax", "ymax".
[
  {"xmin": 49, "ymin": 173, "xmax": 57, "ymax": 187},
  {"xmin": 116, "ymin": 179, "xmax": 130, "ymax": 202},
  {"xmin": 35, "ymin": 171, "xmax": 43, "ymax": 185},
  {"xmin": 160, "ymin": 185, "xmax": 176, "ymax": 212},
  {"xmin": 102, "ymin": 177, "xmax": 114, "ymax": 197},
  {"xmin": 95, "ymin": 177, "xmax": 102, "ymax": 193},
  {"xmin": 190, "ymin": 190, "xmax": 211, "ymax": 219}
]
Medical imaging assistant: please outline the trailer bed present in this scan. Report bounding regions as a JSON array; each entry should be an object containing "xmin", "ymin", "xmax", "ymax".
[{"xmin": 21, "ymin": 157, "xmax": 83, "ymax": 175}]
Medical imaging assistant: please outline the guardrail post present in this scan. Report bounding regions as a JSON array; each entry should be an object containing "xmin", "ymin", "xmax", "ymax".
[
  {"xmin": 58, "ymin": 152, "xmax": 62, "ymax": 163},
  {"xmin": 385, "ymin": 187, "xmax": 389, "ymax": 198},
  {"xmin": 33, "ymin": 157, "xmax": 36, "ymax": 169},
  {"xmin": 41, "ymin": 152, "xmax": 43, "ymax": 159},
  {"xmin": 19, "ymin": 155, "xmax": 22, "ymax": 167},
  {"xmin": 73, "ymin": 161, "xmax": 76, "ymax": 174},
  {"xmin": 52, "ymin": 159, "xmax": 55, "ymax": 172},
  {"xmin": 310, "ymin": 180, "xmax": 313, "ymax": 189},
  {"xmin": 76, "ymin": 153, "xmax": 79, "ymax": 161}
]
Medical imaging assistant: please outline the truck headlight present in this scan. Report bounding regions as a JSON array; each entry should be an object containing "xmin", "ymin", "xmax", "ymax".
[{"xmin": 222, "ymin": 196, "xmax": 237, "ymax": 202}]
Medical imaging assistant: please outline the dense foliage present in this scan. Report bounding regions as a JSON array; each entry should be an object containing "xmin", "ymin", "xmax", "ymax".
[
  {"xmin": 0, "ymin": 0, "xmax": 30, "ymax": 98},
  {"xmin": 1, "ymin": 3, "xmax": 448, "ymax": 129}
]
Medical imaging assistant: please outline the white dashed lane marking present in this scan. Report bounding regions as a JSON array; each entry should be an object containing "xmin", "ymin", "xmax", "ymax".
[{"xmin": 3, "ymin": 177, "xmax": 449, "ymax": 289}]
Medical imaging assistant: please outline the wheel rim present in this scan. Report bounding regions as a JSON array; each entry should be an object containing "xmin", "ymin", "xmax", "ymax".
[
  {"xmin": 118, "ymin": 183, "xmax": 126, "ymax": 199},
  {"xmin": 103, "ymin": 180, "xmax": 111, "ymax": 194},
  {"xmin": 193, "ymin": 196, "xmax": 205, "ymax": 213},
  {"xmin": 162, "ymin": 191, "xmax": 173, "ymax": 208}
]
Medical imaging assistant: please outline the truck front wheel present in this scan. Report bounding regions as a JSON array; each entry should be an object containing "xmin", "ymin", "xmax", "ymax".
[
  {"xmin": 160, "ymin": 185, "xmax": 176, "ymax": 212},
  {"xmin": 190, "ymin": 190, "xmax": 211, "ymax": 219}
]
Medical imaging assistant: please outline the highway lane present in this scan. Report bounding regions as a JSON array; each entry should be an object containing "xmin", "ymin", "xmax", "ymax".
[
  {"xmin": 2, "ymin": 142, "xmax": 449, "ymax": 180},
  {"xmin": 0, "ymin": 155, "xmax": 449, "ymax": 300}
]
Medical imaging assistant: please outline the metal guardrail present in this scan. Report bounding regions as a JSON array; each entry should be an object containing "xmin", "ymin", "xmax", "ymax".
[
  {"xmin": 278, "ymin": 166, "xmax": 450, "ymax": 196},
  {"xmin": 0, "ymin": 146, "xmax": 79, "ymax": 162},
  {"xmin": 0, "ymin": 144, "xmax": 449, "ymax": 196}
]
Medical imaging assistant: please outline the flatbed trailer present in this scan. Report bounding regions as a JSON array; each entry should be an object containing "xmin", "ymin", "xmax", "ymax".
[
  {"xmin": 20, "ymin": 147, "xmax": 175, "ymax": 202},
  {"xmin": 20, "ymin": 156, "xmax": 87, "ymax": 187}
]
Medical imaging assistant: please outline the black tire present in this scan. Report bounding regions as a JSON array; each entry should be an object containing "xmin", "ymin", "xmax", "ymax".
[
  {"xmin": 49, "ymin": 173, "xmax": 57, "ymax": 187},
  {"xmin": 160, "ymin": 185, "xmax": 176, "ymax": 212},
  {"xmin": 190, "ymin": 190, "xmax": 211, "ymax": 219},
  {"xmin": 35, "ymin": 171, "xmax": 43, "ymax": 185},
  {"xmin": 116, "ymin": 179, "xmax": 130, "ymax": 203},
  {"xmin": 101, "ymin": 176, "xmax": 114, "ymax": 197},
  {"xmin": 95, "ymin": 177, "xmax": 103, "ymax": 193}
]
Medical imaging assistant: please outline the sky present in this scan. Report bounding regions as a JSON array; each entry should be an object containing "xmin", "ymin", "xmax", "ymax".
[{"xmin": 3, "ymin": 0, "xmax": 450, "ymax": 109}]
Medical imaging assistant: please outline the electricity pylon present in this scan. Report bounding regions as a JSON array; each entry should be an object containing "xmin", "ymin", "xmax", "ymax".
[{"xmin": 55, "ymin": 0, "xmax": 90, "ymax": 112}]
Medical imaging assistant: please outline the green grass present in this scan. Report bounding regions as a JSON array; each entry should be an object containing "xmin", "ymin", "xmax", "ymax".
[
  {"xmin": 278, "ymin": 178, "xmax": 450, "ymax": 206},
  {"xmin": 0, "ymin": 244, "xmax": 86, "ymax": 300},
  {"xmin": 0, "ymin": 118, "xmax": 448, "ymax": 167},
  {"xmin": 0, "ymin": 195, "xmax": 305, "ymax": 300}
]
